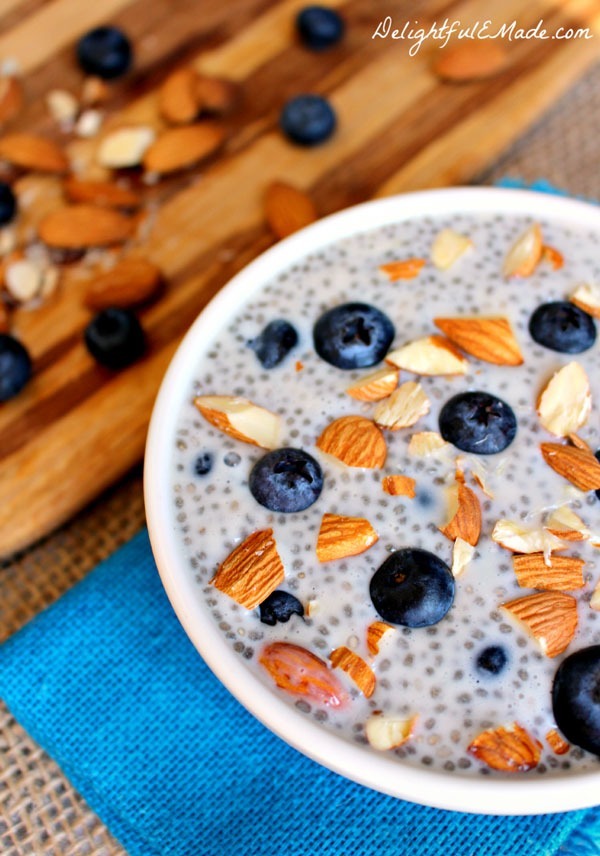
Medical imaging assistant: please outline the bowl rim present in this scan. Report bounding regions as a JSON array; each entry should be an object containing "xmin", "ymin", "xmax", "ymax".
[{"xmin": 144, "ymin": 186, "xmax": 600, "ymax": 816}]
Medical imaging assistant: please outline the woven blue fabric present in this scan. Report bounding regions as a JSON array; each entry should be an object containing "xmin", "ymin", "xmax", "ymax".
[{"xmin": 1, "ymin": 529, "xmax": 598, "ymax": 856}]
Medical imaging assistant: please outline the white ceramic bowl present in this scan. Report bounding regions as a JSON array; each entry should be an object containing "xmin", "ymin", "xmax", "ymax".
[{"xmin": 144, "ymin": 187, "xmax": 600, "ymax": 815}]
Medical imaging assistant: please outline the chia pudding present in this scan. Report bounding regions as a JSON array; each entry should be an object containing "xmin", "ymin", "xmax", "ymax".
[{"xmin": 169, "ymin": 208, "xmax": 600, "ymax": 778}]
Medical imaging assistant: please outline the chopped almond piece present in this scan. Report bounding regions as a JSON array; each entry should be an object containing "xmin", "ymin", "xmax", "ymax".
[
  {"xmin": 379, "ymin": 258, "xmax": 425, "ymax": 281},
  {"xmin": 366, "ymin": 620, "xmax": 394, "ymax": 656},
  {"xmin": 434, "ymin": 316, "xmax": 523, "ymax": 366},
  {"xmin": 537, "ymin": 362, "xmax": 591, "ymax": 437},
  {"xmin": 194, "ymin": 395, "xmax": 280, "ymax": 449},
  {"xmin": 440, "ymin": 483, "xmax": 481, "ymax": 546},
  {"xmin": 386, "ymin": 335, "xmax": 468, "ymax": 376},
  {"xmin": 330, "ymin": 646, "xmax": 376, "ymax": 697},
  {"xmin": 316, "ymin": 415, "xmax": 387, "ymax": 468},
  {"xmin": 346, "ymin": 366, "xmax": 399, "ymax": 402},
  {"xmin": 590, "ymin": 580, "xmax": 600, "ymax": 611},
  {"xmin": 542, "ymin": 245, "xmax": 564, "ymax": 270},
  {"xmin": 501, "ymin": 591, "xmax": 578, "ymax": 657},
  {"xmin": 374, "ymin": 381, "xmax": 430, "ymax": 430},
  {"xmin": 259, "ymin": 642, "xmax": 348, "ymax": 708},
  {"xmin": 492, "ymin": 519, "xmax": 568, "ymax": 555},
  {"xmin": 431, "ymin": 227, "xmax": 472, "ymax": 269},
  {"xmin": 211, "ymin": 528, "xmax": 284, "ymax": 609},
  {"xmin": 316, "ymin": 513, "xmax": 378, "ymax": 562},
  {"xmin": 503, "ymin": 223, "xmax": 543, "ymax": 277},
  {"xmin": 540, "ymin": 443, "xmax": 600, "ymax": 492},
  {"xmin": 545, "ymin": 506, "xmax": 589, "ymax": 542},
  {"xmin": 366, "ymin": 713, "xmax": 418, "ymax": 750},
  {"xmin": 97, "ymin": 126, "xmax": 156, "ymax": 168},
  {"xmin": 568, "ymin": 433, "xmax": 591, "ymax": 452},
  {"xmin": 570, "ymin": 282, "xmax": 600, "ymax": 319},
  {"xmin": 408, "ymin": 431, "xmax": 450, "ymax": 457},
  {"xmin": 468, "ymin": 723, "xmax": 542, "ymax": 772},
  {"xmin": 546, "ymin": 729, "xmax": 570, "ymax": 755},
  {"xmin": 381, "ymin": 474, "xmax": 416, "ymax": 498},
  {"xmin": 512, "ymin": 553, "xmax": 585, "ymax": 591},
  {"xmin": 452, "ymin": 537, "xmax": 475, "ymax": 577}
]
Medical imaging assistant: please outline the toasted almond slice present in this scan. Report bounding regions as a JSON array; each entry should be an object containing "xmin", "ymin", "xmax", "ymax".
[
  {"xmin": 38, "ymin": 204, "xmax": 133, "ymax": 248},
  {"xmin": 590, "ymin": 580, "xmax": 600, "ymax": 611},
  {"xmin": 366, "ymin": 621, "xmax": 394, "ymax": 656},
  {"xmin": 540, "ymin": 442, "xmax": 600, "ymax": 491},
  {"xmin": 84, "ymin": 258, "xmax": 163, "ymax": 309},
  {"xmin": 374, "ymin": 381, "xmax": 430, "ymax": 431},
  {"xmin": 545, "ymin": 506, "xmax": 589, "ymax": 542},
  {"xmin": 346, "ymin": 366, "xmax": 399, "ymax": 402},
  {"xmin": 467, "ymin": 722, "xmax": 541, "ymax": 772},
  {"xmin": 259, "ymin": 641, "xmax": 348, "ymax": 708},
  {"xmin": 503, "ymin": 223, "xmax": 543, "ymax": 277},
  {"xmin": 330, "ymin": 646, "xmax": 376, "ymax": 697},
  {"xmin": 264, "ymin": 180, "xmax": 317, "ymax": 239},
  {"xmin": 570, "ymin": 282, "xmax": 600, "ymax": 319},
  {"xmin": 64, "ymin": 177, "xmax": 141, "ymax": 209},
  {"xmin": 501, "ymin": 591, "xmax": 578, "ymax": 657},
  {"xmin": 433, "ymin": 42, "xmax": 509, "ymax": 82},
  {"xmin": 537, "ymin": 362, "xmax": 591, "ymax": 437},
  {"xmin": 195, "ymin": 74, "xmax": 239, "ymax": 115},
  {"xmin": 97, "ymin": 126, "xmax": 156, "ymax": 168},
  {"xmin": 386, "ymin": 335, "xmax": 468, "ymax": 376},
  {"xmin": 143, "ymin": 122, "xmax": 226, "ymax": 174},
  {"xmin": 0, "ymin": 133, "xmax": 69, "ymax": 173},
  {"xmin": 381, "ymin": 474, "xmax": 416, "ymax": 498},
  {"xmin": 158, "ymin": 67, "xmax": 200, "ymax": 124},
  {"xmin": 542, "ymin": 245, "xmax": 564, "ymax": 270},
  {"xmin": 194, "ymin": 395, "xmax": 280, "ymax": 449},
  {"xmin": 491, "ymin": 519, "xmax": 568, "ymax": 555},
  {"xmin": 366, "ymin": 713, "xmax": 418, "ymax": 750},
  {"xmin": 379, "ymin": 257, "xmax": 426, "ymax": 281},
  {"xmin": 211, "ymin": 528, "xmax": 284, "ymax": 609},
  {"xmin": 0, "ymin": 76, "xmax": 23, "ymax": 124},
  {"xmin": 434, "ymin": 316, "xmax": 523, "ymax": 366},
  {"xmin": 431, "ymin": 227, "xmax": 472, "ymax": 269},
  {"xmin": 316, "ymin": 513, "xmax": 378, "ymax": 562},
  {"xmin": 316, "ymin": 415, "xmax": 386, "ymax": 468},
  {"xmin": 512, "ymin": 553, "xmax": 585, "ymax": 591},
  {"xmin": 440, "ymin": 482, "xmax": 481, "ymax": 546},
  {"xmin": 408, "ymin": 430, "xmax": 450, "ymax": 457},
  {"xmin": 546, "ymin": 729, "xmax": 570, "ymax": 755},
  {"xmin": 452, "ymin": 537, "xmax": 475, "ymax": 577}
]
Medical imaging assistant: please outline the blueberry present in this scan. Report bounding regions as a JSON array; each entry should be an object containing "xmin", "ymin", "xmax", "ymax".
[
  {"xmin": 552, "ymin": 645, "xmax": 600, "ymax": 756},
  {"xmin": 84, "ymin": 308, "xmax": 145, "ymax": 369},
  {"xmin": 476, "ymin": 645, "xmax": 508, "ymax": 676},
  {"xmin": 0, "ymin": 182, "xmax": 16, "ymax": 226},
  {"xmin": 439, "ymin": 391, "xmax": 517, "ymax": 455},
  {"xmin": 248, "ymin": 319, "xmax": 298, "ymax": 369},
  {"xmin": 194, "ymin": 452, "xmax": 214, "ymax": 476},
  {"xmin": 313, "ymin": 302, "xmax": 395, "ymax": 369},
  {"xmin": 529, "ymin": 301, "xmax": 596, "ymax": 354},
  {"xmin": 369, "ymin": 548, "xmax": 455, "ymax": 628},
  {"xmin": 280, "ymin": 94, "xmax": 336, "ymax": 146},
  {"xmin": 249, "ymin": 447, "xmax": 323, "ymax": 512},
  {"xmin": 76, "ymin": 26, "xmax": 132, "ymax": 80},
  {"xmin": 259, "ymin": 590, "xmax": 304, "ymax": 626},
  {"xmin": 296, "ymin": 6, "xmax": 345, "ymax": 50},
  {"xmin": 0, "ymin": 333, "xmax": 32, "ymax": 401}
]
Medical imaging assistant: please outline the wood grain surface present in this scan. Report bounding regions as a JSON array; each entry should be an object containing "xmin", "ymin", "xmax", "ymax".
[{"xmin": 0, "ymin": 0, "xmax": 598, "ymax": 558}]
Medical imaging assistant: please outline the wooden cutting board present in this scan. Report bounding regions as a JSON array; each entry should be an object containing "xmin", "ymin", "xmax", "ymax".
[{"xmin": 0, "ymin": 0, "xmax": 598, "ymax": 558}]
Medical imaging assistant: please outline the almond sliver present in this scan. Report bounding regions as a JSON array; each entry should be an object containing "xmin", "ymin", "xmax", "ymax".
[
  {"xmin": 431, "ymin": 228, "xmax": 472, "ymax": 270},
  {"xmin": 386, "ymin": 335, "xmax": 468, "ymax": 376},
  {"xmin": 570, "ymin": 282, "xmax": 600, "ymax": 319},
  {"xmin": 194, "ymin": 395, "xmax": 280, "ymax": 449},
  {"xmin": 537, "ymin": 362, "xmax": 591, "ymax": 437},
  {"xmin": 366, "ymin": 713, "xmax": 418, "ymax": 750},
  {"xmin": 379, "ymin": 258, "xmax": 425, "ymax": 281},
  {"xmin": 330, "ymin": 646, "xmax": 376, "ymax": 697},
  {"xmin": 374, "ymin": 381, "xmax": 430, "ymax": 430},
  {"xmin": 346, "ymin": 366, "xmax": 399, "ymax": 402}
]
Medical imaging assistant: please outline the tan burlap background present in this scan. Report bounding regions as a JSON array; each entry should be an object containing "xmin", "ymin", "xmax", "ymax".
[{"xmin": 1, "ymin": 62, "xmax": 599, "ymax": 855}]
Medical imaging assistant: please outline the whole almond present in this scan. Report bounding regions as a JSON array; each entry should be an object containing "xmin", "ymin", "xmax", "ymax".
[
  {"xmin": 84, "ymin": 258, "xmax": 163, "ymax": 309},
  {"xmin": 38, "ymin": 204, "xmax": 133, "ymax": 248},
  {"xmin": 64, "ymin": 178, "xmax": 141, "ymax": 209},
  {"xmin": 143, "ymin": 122, "xmax": 226, "ymax": 174},
  {"xmin": 0, "ymin": 133, "xmax": 69, "ymax": 173},
  {"xmin": 346, "ymin": 366, "xmax": 399, "ymax": 402},
  {"xmin": 158, "ymin": 67, "xmax": 200, "ymax": 124},
  {"xmin": 434, "ymin": 42, "xmax": 509, "ymax": 82},
  {"xmin": 264, "ymin": 180, "xmax": 318, "ymax": 239},
  {"xmin": 316, "ymin": 415, "xmax": 387, "ymax": 468},
  {"xmin": 540, "ymin": 442, "xmax": 600, "ymax": 491},
  {"xmin": 259, "ymin": 641, "xmax": 348, "ymax": 708},
  {"xmin": 196, "ymin": 74, "xmax": 239, "ymax": 115},
  {"xmin": 211, "ymin": 528, "xmax": 284, "ymax": 609},
  {"xmin": 0, "ymin": 76, "xmax": 23, "ymax": 124},
  {"xmin": 434, "ymin": 316, "xmax": 523, "ymax": 366}
]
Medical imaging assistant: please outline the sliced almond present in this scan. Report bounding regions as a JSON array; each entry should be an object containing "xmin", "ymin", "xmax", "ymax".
[
  {"xmin": 512, "ymin": 553, "xmax": 585, "ymax": 591},
  {"xmin": 46, "ymin": 89, "xmax": 79, "ymax": 125},
  {"xmin": 38, "ymin": 204, "xmax": 133, "ymax": 248},
  {"xmin": 374, "ymin": 381, "xmax": 430, "ymax": 430},
  {"xmin": 346, "ymin": 366, "xmax": 399, "ymax": 402},
  {"xmin": 195, "ymin": 74, "xmax": 239, "ymax": 115},
  {"xmin": 501, "ymin": 591, "xmax": 578, "ymax": 657},
  {"xmin": 0, "ymin": 76, "xmax": 23, "ymax": 124},
  {"xmin": 546, "ymin": 729, "xmax": 570, "ymax": 755},
  {"xmin": 316, "ymin": 415, "xmax": 387, "ymax": 468},
  {"xmin": 158, "ymin": 67, "xmax": 200, "ymax": 124},
  {"xmin": 452, "ymin": 537, "xmax": 475, "ymax": 577},
  {"xmin": 570, "ymin": 282, "xmax": 600, "ymax": 319},
  {"xmin": 366, "ymin": 713, "xmax": 418, "ymax": 750},
  {"xmin": 491, "ymin": 519, "xmax": 568, "ymax": 555},
  {"xmin": 329, "ymin": 646, "xmax": 376, "ymax": 697},
  {"xmin": 386, "ymin": 335, "xmax": 468, "ymax": 376},
  {"xmin": 194, "ymin": 395, "xmax": 280, "ymax": 449},
  {"xmin": 211, "ymin": 528, "xmax": 284, "ymax": 609},
  {"xmin": 408, "ymin": 430, "xmax": 450, "ymax": 457},
  {"xmin": 0, "ymin": 133, "xmax": 69, "ymax": 173},
  {"xmin": 542, "ymin": 245, "xmax": 564, "ymax": 270},
  {"xmin": 97, "ymin": 126, "xmax": 156, "ymax": 169},
  {"xmin": 84, "ymin": 258, "xmax": 163, "ymax": 309},
  {"xmin": 540, "ymin": 442, "xmax": 600, "ymax": 492},
  {"xmin": 537, "ymin": 362, "xmax": 591, "ymax": 437},
  {"xmin": 503, "ymin": 223, "xmax": 543, "ymax": 277},
  {"xmin": 439, "ymin": 482, "xmax": 481, "ymax": 546},
  {"xmin": 545, "ymin": 506, "xmax": 589, "ymax": 542},
  {"xmin": 379, "ymin": 258, "xmax": 426, "ymax": 281},
  {"xmin": 259, "ymin": 641, "xmax": 348, "ymax": 708},
  {"xmin": 434, "ymin": 42, "xmax": 509, "ymax": 82},
  {"xmin": 366, "ymin": 620, "xmax": 394, "ymax": 656},
  {"xmin": 264, "ymin": 180, "xmax": 317, "ymax": 239},
  {"xmin": 143, "ymin": 122, "xmax": 226, "ymax": 174},
  {"xmin": 467, "ymin": 722, "xmax": 541, "ymax": 772},
  {"xmin": 434, "ymin": 316, "xmax": 523, "ymax": 366},
  {"xmin": 4, "ymin": 258, "xmax": 42, "ymax": 302},
  {"xmin": 381, "ymin": 474, "xmax": 416, "ymax": 498},
  {"xmin": 316, "ymin": 513, "xmax": 378, "ymax": 562},
  {"xmin": 431, "ymin": 227, "xmax": 472, "ymax": 269},
  {"xmin": 64, "ymin": 177, "xmax": 141, "ymax": 209}
]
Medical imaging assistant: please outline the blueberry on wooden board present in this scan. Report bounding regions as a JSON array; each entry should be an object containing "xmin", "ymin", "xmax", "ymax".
[
  {"xmin": 529, "ymin": 301, "xmax": 596, "ymax": 353},
  {"xmin": 76, "ymin": 27, "xmax": 132, "ymax": 79},
  {"xmin": 280, "ymin": 94, "xmax": 336, "ymax": 145},
  {"xmin": 248, "ymin": 319, "xmax": 298, "ymax": 369},
  {"xmin": 313, "ymin": 302, "xmax": 395, "ymax": 369},
  {"xmin": 439, "ymin": 391, "xmax": 517, "ymax": 454},
  {"xmin": 296, "ymin": 6, "xmax": 345, "ymax": 50},
  {"xmin": 552, "ymin": 645, "xmax": 600, "ymax": 756},
  {"xmin": 249, "ymin": 447, "xmax": 323, "ymax": 512},
  {"xmin": 84, "ymin": 308, "xmax": 145, "ymax": 370},
  {"xmin": 0, "ymin": 334, "xmax": 32, "ymax": 401}
]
